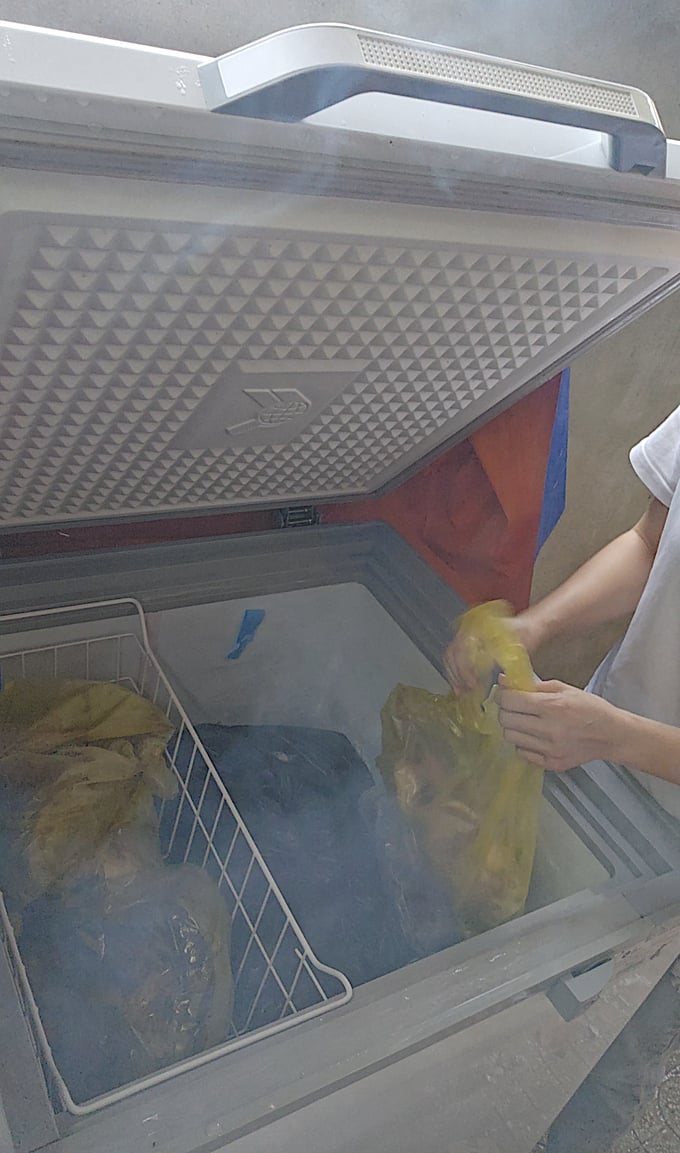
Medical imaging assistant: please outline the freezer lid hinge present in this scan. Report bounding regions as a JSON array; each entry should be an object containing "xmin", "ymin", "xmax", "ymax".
[{"xmin": 276, "ymin": 505, "xmax": 321, "ymax": 529}]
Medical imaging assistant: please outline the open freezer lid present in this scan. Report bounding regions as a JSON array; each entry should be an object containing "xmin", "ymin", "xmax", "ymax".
[{"xmin": 2, "ymin": 21, "xmax": 680, "ymax": 530}]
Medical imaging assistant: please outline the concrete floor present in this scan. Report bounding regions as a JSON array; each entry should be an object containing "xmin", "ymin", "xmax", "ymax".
[
  {"xmin": 3, "ymin": 0, "xmax": 680, "ymax": 686},
  {"xmin": 533, "ymin": 1050, "xmax": 680, "ymax": 1153},
  {"xmin": 612, "ymin": 1056, "xmax": 680, "ymax": 1153},
  {"xmin": 2, "ymin": 4, "xmax": 680, "ymax": 1150}
]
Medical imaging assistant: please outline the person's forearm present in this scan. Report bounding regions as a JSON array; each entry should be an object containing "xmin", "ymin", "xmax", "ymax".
[
  {"xmin": 517, "ymin": 526, "xmax": 656, "ymax": 656},
  {"xmin": 610, "ymin": 709, "xmax": 680, "ymax": 786}
]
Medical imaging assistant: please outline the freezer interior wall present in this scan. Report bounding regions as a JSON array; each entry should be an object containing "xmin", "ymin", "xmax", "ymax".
[
  {"xmin": 0, "ymin": 584, "xmax": 608, "ymax": 962},
  {"xmin": 145, "ymin": 584, "xmax": 609, "ymax": 914}
]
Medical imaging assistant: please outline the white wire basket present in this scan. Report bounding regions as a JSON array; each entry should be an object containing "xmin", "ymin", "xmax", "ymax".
[{"xmin": 0, "ymin": 599, "xmax": 353, "ymax": 1117}]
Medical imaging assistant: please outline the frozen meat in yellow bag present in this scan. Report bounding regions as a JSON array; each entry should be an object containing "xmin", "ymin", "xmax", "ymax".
[{"xmin": 378, "ymin": 602, "xmax": 543, "ymax": 935}]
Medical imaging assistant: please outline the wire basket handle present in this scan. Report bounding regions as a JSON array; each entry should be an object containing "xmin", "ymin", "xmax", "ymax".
[{"xmin": 0, "ymin": 598, "xmax": 152, "ymax": 651}]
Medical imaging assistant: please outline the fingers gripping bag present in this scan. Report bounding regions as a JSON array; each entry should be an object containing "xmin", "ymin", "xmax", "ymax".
[{"xmin": 377, "ymin": 602, "xmax": 543, "ymax": 936}]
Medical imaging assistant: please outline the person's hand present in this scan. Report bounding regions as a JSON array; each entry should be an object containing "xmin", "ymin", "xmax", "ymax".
[
  {"xmin": 443, "ymin": 626, "xmax": 484, "ymax": 696},
  {"xmin": 497, "ymin": 677, "xmax": 622, "ymax": 771},
  {"xmin": 444, "ymin": 613, "xmax": 536, "ymax": 696}
]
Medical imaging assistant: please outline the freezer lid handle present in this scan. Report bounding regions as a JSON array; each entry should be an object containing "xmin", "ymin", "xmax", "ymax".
[{"xmin": 199, "ymin": 24, "xmax": 666, "ymax": 176}]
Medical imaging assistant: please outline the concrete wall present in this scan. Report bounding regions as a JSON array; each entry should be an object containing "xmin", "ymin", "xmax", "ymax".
[{"xmin": 2, "ymin": 0, "xmax": 679, "ymax": 684}]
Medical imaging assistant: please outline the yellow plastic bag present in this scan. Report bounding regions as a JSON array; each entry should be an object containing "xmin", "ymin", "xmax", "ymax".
[
  {"xmin": 0, "ymin": 680, "xmax": 176, "ymax": 902},
  {"xmin": 0, "ymin": 679, "xmax": 174, "ymax": 762},
  {"xmin": 25, "ymin": 746, "xmax": 170, "ymax": 896},
  {"xmin": 378, "ymin": 602, "xmax": 543, "ymax": 935},
  {"xmin": 0, "ymin": 680, "xmax": 234, "ymax": 1099}
]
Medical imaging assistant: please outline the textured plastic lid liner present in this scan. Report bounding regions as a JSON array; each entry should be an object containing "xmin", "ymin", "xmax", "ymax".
[{"xmin": 0, "ymin": 172, "xmax": 677, "ymax": 528}]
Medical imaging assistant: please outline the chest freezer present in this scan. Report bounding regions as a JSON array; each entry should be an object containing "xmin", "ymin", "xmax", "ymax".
[
  {"xmin": 2, "ymin": 19, "xmax": 680, "ymax": 1153},
  {"xmin": 2, "ymin": 532, "xmax": 680, "ymax": 1153}
]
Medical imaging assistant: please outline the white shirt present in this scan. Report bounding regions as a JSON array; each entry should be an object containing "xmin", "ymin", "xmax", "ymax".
[{"xmin": 590, "ymin": 403, "xmax": 680, "ymax": 816}]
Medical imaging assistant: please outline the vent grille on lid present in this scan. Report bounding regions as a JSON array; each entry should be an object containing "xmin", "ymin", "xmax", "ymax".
[
  {"xmin": 357, "ymin": 35, "xmax": 639, "ymax": 118},
  {"xmin": 0, "ymin": 215, "xmax": 666, "ymax": 527}
]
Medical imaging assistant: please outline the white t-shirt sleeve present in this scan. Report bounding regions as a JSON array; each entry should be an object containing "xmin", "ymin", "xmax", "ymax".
[{"xmin": 629, "ymin": 404, "xmax": 680, "ymax": 507}]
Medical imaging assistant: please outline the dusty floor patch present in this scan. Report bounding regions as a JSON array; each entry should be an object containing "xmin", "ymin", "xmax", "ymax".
[
  {"xmin": 610, "ymin": 1047, "xmax": 680, "ymax": 1152},
  {"xmin": 532, "ymin": 1046, "xmax": 680, "ymax": 1152}
]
